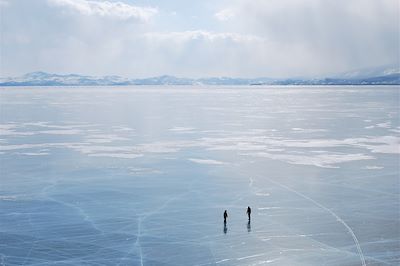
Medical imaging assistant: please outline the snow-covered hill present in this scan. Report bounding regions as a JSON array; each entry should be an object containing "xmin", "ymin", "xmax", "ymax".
[{"xmin": 1, "ymin": 69, "xmax": 399, "ymax": 86}]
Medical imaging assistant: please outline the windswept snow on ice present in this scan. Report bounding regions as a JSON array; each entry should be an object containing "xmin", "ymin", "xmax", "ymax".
[
  {"xmin": 0, "ymin": 119, "xmax": 399, "ymax": 168},
  {"xmin": 0, "ymin": 86, "xmax": 399, "ymax": 266},
  {"xmin": 188, "ymin": 158, "xmax": 226, "ymax": 165}
]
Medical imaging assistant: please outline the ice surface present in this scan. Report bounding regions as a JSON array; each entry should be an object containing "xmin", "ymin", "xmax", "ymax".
[{"xmin": 0, "ymin": 86, "xmax": 399, "ymax": 265}]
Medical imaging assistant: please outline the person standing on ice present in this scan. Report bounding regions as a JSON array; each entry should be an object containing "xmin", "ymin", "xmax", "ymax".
[
  {"xmin": 223, "ymin": 210, "xmax": 228, "ymax": 223},
  {"xmin": 246, "ymin": 206, "xmax": 251, "ymax": 221}
]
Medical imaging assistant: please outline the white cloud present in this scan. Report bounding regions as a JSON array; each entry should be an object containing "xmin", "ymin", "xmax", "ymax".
[
  {"xmin": 144, "ymin": 30, "xmax": 263, "ymax": 43},
  {"xmin": 137, "ymin": 30, "xmax": 270, "ymax": 77},
  {"xmin": 48, "ymin": 0, "xmax": 158, "ymax": 21},
  {"xmin": 215, "ymin": 8, "xmax": 235, "ymax": 21},
  {"xmin": 215, "ymin": 0, "xmax": 399, "ymax": 76},
  {"xmin": 1, "ymin": 0, "xmax": 398, "ymax": 78},
  {"xmin": 0, "ymin": 0, "xmax": 9, "ymax": 7}
]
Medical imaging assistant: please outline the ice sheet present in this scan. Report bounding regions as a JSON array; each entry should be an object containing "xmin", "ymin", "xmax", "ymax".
[{"xmin": 0, "ymin": 86, "xmax": 399, "ymax": 265}]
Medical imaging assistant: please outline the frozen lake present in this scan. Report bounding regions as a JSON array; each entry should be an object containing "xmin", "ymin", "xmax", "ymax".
[{"xmin": 0, "ymin": 86, "xmax": 399, "ymax": 265}]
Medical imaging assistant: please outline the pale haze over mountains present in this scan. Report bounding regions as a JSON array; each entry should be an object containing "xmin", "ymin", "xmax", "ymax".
[
  {"xmin": 0, "ymin": 0, "xmax": 399, "ymax": 79},
  {"xmin": 0, "ymin": 64, "xmax": 399, "ymax": 86}
]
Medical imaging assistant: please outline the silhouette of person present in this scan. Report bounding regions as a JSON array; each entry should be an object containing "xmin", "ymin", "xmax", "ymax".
[
  {"xmin": 246, "ymin": 206, "xmax": 251, "ymax": 221},
  {"xmin": 223, "ymin": 210, "xmax": 228, "ymax": 223}
]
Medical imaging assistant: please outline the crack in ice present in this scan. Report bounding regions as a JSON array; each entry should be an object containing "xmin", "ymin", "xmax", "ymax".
[{"xmin": 264, "ymin": 177, "xmax": 366, "ymax": 266}]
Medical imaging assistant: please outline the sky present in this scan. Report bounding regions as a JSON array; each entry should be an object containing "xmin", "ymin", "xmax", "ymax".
[{"xmin": 0, "ymin": 0, "xmax": 399, "ymax": 78}]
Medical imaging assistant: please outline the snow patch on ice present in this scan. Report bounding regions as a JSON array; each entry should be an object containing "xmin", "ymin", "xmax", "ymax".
[
  {"xmin": 188, "ymin": 158, "xmax": 225, "ymax": 165},
  {"xmin": 0, "ymin": 195, "xmax": 17, "ymax": 201},
  {"xmin": 364, "ymin": 166, "xmax": 384, "ymax": 170},
  {"xmin": 86, "ymin": 134, "xmax": 130, "ymax": 143},
  {"xmin": 38, "ymin": 129, "xmax": 82, "ymax": 135},
  {"xmin": 169, "ymin": 127, "xmax": 195, "ymax": 133},
  {"xmin": 18, "ymin": 152, "xmax": 49, "ymax": 156},
  {"xmin": 376, "ymin": 122, "xmax": 391, "ymax": 129},
  {"xmin": 88, "ymin": 153, "xmax": 143, "ymax": 159},
  {"xmin": 291, "ymin": 128, "xmax": 327, "ymax": 133},
  {"xmin": 241, "ymin": 152, "xmax": 373, "ymax": 168},
  {"xmin": 255, "ymin": 192, "xmax": 270, "ymax": 196},
  {"xmin": 127, "ymin": 167, "xmax": 162, "ymax": 175}
]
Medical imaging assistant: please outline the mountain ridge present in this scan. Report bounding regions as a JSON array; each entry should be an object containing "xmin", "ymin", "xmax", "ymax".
[{"xmin": 1, "ymin": 67, "xmax": 399, "ymax": 86}]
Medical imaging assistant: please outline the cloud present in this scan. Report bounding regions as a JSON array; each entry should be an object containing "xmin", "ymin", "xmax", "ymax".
[
  {"xmin": 0, "ymin": 0, "xmax": 9, "ymax": 7},
  {"xmin": 1, "ymin": 0, "xmax": 398, "ymax": 77},
  {"xmin": 215, "ymin": 0, "xmax": 399, "ymax": 76},
  {"xmin": 214, "ymin": 8, "xmax": 235, "ymax": 21},
  {"xmin": 144, "ymin": 30, "xmax": 262, "ymax": 43},
  {"xmin": 48, "ymin": 0, "xmax": 157, "ymax": 21},
  {"xmin": 137, "ymin": 30, "xmax": 271, "ymax": 77}
]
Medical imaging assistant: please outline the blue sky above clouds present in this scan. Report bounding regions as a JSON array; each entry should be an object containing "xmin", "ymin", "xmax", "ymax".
[{"xmin": 0, "ymin": 0, "xmax": 399, "ymax": 78}]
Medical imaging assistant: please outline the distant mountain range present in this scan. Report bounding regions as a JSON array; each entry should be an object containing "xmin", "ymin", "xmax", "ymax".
[{"xmin": 1, "ymin": 66, "xmax": 399, "ymax": 86}]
